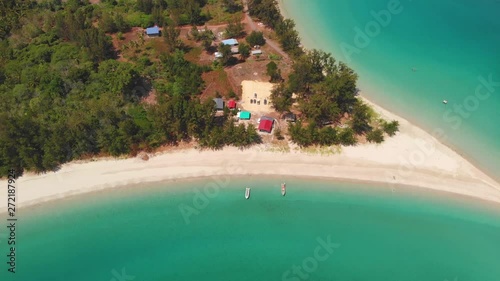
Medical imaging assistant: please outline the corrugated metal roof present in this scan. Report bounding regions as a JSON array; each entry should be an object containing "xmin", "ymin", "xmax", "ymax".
[
  {"xmin": 213, "ymin": 98, "xmax": 224, "ymax": 110},
  {"xmin": 222, "ymin": 39, "xmax": 238, "ymax": 45}
]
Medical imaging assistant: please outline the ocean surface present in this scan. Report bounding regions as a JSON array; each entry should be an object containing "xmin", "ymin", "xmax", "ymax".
[
  {"xmin": 281, "ymin": 0, "xmax": 500, "ymax": 180},
  {"xmin": 1, "ymin": 177, "xmax": 500, "ymax": 280}
]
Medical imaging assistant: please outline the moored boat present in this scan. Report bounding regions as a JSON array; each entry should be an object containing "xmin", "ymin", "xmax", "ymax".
[
  {"xmin": 281, "ymin": 183, "xmax": 286, "ymax": 196},
  {"xmin": 245, "ymin": 187, "xmax": 251, "ymax": 199}
]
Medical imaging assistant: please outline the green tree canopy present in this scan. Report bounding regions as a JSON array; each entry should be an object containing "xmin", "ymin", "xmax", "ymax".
[
  {"xmin": 383, "ymin": 120, "xmax": 399, "ymax": 136},
  {"xmin": 366, "ymin": 129, "xmax": 384, "ymax": 144},
  {"xmin": 225, "ymin": 20, "xmax": 245, "ymax": 38},
  {"xmin": 163, "ymin": 24, "xmax": 181, "ymax": 52},
  {"xmin": 218, "ymin": 43, "xmax": 233, "ymax": 66},
  {"xmin": 246, "ymin": 31, "xmax": 266, "ymax": 46},
  {"xmin": 238, "ymin": 43, "xmax": 251, "ymax": 60},
  {"xmin": 266, "ymin": 61, "xmax": 282, "ymax": 82},
  {"xmin": 270, "ymin": 82, "xmax": 293, "ymax": 113}
]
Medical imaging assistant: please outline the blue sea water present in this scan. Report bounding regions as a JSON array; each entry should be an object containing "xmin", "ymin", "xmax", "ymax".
[
  {"xmin": 1, "ymin": 177, "xmax": 500, "ymax": 280},
  {"xmin": 282, "ymin": 0, "xmax": 500, "ymax": 180}
]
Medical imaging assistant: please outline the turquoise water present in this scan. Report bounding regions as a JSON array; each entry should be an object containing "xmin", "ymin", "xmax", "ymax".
[
  {"xmin": 1, "ymin": 177, "xmax": 500, "ymax": 280},
  {"xmin": 282, "ymin": 0, "xmax": 500, "ymax": 180}
]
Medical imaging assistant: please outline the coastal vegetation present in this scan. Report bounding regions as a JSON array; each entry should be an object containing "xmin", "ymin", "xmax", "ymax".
[
  {"xmin": 248, "ymin": 0, "xmax": 399, "ymax": 147},
  {"xmin": 248, "ymin": 0, "xmax": 302, "ymax": 57},
  {"xmin": 246, "ymin": 31, "xmax": 266, "ymax": 46},
  {"xmin": 0, "ymin": 0, "xmax": 398, "ymax": 177},
  {"xmin": 0, "ymin": 0, "xmax": 256, "ymax": 176}
]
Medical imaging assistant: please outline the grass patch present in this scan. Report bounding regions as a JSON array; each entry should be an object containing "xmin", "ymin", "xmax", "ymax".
[
  {"xmin": 201, "ymin": 68, "xmax": 233, "ymax": 97},
  {"xmin": 203, "ymin": 2, "xmax": 243, "ymax": 25},
  {"xmin": 218, "ymin": 68, "xmax": 228, "ymax": 80},
  {"xmin": 266, "ymin": 140, "xmax": 291, "ymax": 153},
  {"xmin": 297, "ymin": 145, "xmax": 342, "ymax": 156},
  {"xmin": 148, "ymin": 40, "xmax": 170, "ymax": 55},
  {"xmin": 269, "ymin": 53, "xmax": 281, "ymax": 60}
]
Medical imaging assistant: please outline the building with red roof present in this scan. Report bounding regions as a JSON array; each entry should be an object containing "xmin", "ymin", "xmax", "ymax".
[
  {"xmin": 258, "ymin": 119, "xmax": 274, "ymax": 133},
  {"xmin": 228, "ymin": 99, "xmax": 236, "ymax": 109}
]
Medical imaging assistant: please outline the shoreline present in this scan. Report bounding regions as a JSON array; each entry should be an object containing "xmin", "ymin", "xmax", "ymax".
[
  {"xmin": 1, "ymin": 92, "xmax": 500, "ymax": 212},
  {"xmin": 0, "ymin": 1, "xmax": 499, "ymax": 212},
  {"xmin": 277, "ymin": 0, "xmax": 499, "ymax": 183},
  {"xmin": 15, "ymin": 174, "xmax": 500, "ymax": 217}
]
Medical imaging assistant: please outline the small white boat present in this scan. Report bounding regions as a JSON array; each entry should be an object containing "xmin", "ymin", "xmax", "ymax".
[
  {"xmin": 281, "ymin": 183, "xmax": 286, "ymax": 196},
  {"xmin": 245, "ymin": 187, "xmax": 251, "ymax": 199},
  {"xmin": 443, "ymin": 100, "xmax": 448, "ymax": 104}
]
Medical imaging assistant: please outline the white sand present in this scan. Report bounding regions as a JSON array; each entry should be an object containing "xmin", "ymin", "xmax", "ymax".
[
  {"xmin": 240, "ymin": 80, "xmax": 275, "ymax": 113},
  {"xmin": 1, "ymin": 95, "xmax": 499, "ymax": 211}
]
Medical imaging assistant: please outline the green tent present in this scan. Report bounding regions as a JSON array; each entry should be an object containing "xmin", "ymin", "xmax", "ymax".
[{"xmin": 239, "ymin": 111, "xmax": 251, "ymax": 120}]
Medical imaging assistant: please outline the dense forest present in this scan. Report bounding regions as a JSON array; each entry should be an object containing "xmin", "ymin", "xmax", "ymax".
[
  {"xmin": 0, "ymin": 0, "xmax": 397, "ymax": 177},
  {"xmin": 0, "ymin": 0, "xmax": 258, "ymax": 176}
]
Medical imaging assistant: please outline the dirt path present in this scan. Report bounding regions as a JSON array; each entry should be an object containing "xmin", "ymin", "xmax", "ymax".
[
  {"xmin": 179, "ymin": 23, "xmax": 229, "ymax": 30},
  {"xmin": 241, "ymin": 0, "xmax": 290, "ymax": 61},
  {"xmin": 179, "ymin": 1, "xmax": 290, "ymax": 61}
]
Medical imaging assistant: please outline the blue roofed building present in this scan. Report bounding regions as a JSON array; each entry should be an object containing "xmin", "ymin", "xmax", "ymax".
[
  {"xmin": 221, "ymin": 38, "xmax": 238, "ymax": 46},
  {"xmin": 146, "ymin": 26, "xmax": 160, "ymax": 37}
]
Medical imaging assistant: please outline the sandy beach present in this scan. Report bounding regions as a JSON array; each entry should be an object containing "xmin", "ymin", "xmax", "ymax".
[
  {"xmin": 1, "ymin": 1, "xmax": 498, "ymax": 212},
  {"xmin": 241, "ymin": 80, "xmax": 275, "ymax": 113},
  {"xmin": 1, "ymin": 94, "xmax": 500, "ymax": 211}
]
